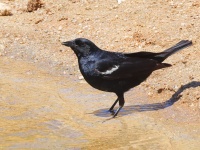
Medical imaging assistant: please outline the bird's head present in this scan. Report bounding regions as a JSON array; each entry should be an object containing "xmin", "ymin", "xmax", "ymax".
[{"xmin": 62, "ymin": 38, "xmax": 99, "ymax": 57}]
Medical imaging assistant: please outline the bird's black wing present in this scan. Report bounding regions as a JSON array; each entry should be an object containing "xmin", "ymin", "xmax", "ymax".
[
  {"xmin": 95, "ymin": 57, "xmax": 158, "ymax": 80},
  {"xmin": 124, "ymin": 51, "xmax": 162, "ymax": 58},
  {"xmin": 124, "ymin": 51, "xmax": 166, "ymax": 62}
]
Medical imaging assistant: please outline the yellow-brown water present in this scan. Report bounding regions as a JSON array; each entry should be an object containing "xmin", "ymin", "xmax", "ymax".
[{"xmin": 0, "ymin": 57, "xmax": 199, "ymax": 149}]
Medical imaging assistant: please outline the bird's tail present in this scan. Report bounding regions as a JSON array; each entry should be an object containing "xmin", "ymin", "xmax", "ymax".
[{"xmin": 154, "ymin": 40, "xmax": 192, "ymax": 62}]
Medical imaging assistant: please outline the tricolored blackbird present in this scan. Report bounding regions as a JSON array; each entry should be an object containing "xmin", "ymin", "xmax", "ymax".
[{"xmin": 62, "ymin": 38, "xmax": 192, "ymax": 117}]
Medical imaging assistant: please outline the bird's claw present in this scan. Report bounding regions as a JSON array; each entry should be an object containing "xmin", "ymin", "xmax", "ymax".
[{"xmin": 109, "ymin": 109, "xmax": 115, "ymax": 115}]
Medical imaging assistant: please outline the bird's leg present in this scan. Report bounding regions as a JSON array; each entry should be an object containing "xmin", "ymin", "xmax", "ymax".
[
  {"xmin": 109, "ymin": 98, "xmax": 119, "ymax": 112},
  {"xmin": 113, "ymin": 94, "xmax": 124, "ymax": 118}
]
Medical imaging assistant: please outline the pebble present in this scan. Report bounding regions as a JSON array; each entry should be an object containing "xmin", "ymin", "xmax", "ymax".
[
  {"xmin": 77, "ymin": 30, "xmax": 83, "ymax": 33},
  {"xmin": 117, "ymin": 0, "xmax": 125, "ymax": 4},
  {"xmin": 85, "ymin": 6, "xmax": 91, "ymax": 10},
  {"xmin": 0, "ymin": 44, "xmax": 5, "ymax": 51},
  {"xmin": 112, "ymin": 5, "xmax": 118, "ymax": 9},
  {"xmin": 148, "ymin": 92, "xmax": 153, "ymax": 96},
  {"xmin": 0, "ymin": 2, "xmax": 12, "ymax": 16},
  {"xmin": 26, "ymin": 70, "xmax": 33, "ymax": 75},
  {"xmin": 63, "ymin": 71, "xmax": 67, "ymax": 75},
  {"xmin": 71, "ymin": 19, "xmax": 77, "ymax": 23},
  {"xmin": 174, "ymin": 85, "xmax": 179, "ymax": 90},
  {"xmin": 35, "ymin": 18, "xmax": 44, "ymax": 24},
  {"xmin": 78, "ymin": 76, "xmax": 84, "ymax": 80},
  {"xmin": 85, "ymin": 18, "xmax": 90, "ymax": 21},
  {"xmin": 58, "ymin": 26, "xmax": 63, "ymax": 31},
  {"xmin": 189, "ymin": 103, "xmax": 194, "ymax": 107},
  {"xmin": 79, "ymin": 80, "xmax": 86, "ymax": 84},
  {"xmin": 181, "ymin": 23, "xmax": 186, "ymax": 26}
]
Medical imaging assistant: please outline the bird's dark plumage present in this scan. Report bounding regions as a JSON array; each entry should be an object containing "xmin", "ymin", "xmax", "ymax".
[{"xmin": 62, "ymin": 38, "xmax": 192, "ymax": 117}]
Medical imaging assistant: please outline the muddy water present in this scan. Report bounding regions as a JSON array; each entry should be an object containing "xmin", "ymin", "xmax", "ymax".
[{"xmin": 0, "ymin": 57, "xmax": 199, "ymax": 149}]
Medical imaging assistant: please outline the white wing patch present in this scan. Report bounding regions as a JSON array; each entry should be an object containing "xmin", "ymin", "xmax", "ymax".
[{"xmin": 100, "ymin": 65, "xmax": 119, "ymax": 75}]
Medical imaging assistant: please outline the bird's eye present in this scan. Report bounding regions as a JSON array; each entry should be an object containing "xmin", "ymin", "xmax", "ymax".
[{"xmin": 75, "ymin": 40, "xmax": 85, "ymax": 47}]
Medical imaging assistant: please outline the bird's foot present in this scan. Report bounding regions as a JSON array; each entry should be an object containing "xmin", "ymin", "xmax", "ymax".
[
  {"xmin": 109, "ymin": 109, "xmax": 115, "ymax": 115},
  {"xmin": 109, "ymin": 109, "xmax": 121, "ymax": 118}
]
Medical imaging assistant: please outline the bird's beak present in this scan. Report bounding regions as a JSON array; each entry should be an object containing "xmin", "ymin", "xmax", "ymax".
[{"xmin": 62, "ymin": 41, "xmax": 73, "ymax": 47}]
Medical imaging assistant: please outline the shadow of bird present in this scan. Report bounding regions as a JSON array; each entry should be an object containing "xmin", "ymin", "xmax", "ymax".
[{"xmin": 93, "ymin": 81, "xmax": 200, "ymax": 117}]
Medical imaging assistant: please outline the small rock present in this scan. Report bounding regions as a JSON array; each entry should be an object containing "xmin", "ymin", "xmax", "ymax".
[
  {"xmin": 112, "ymin": 5, "xmax": 118, "ymax": 9},
  {"xmin": 172, "ymin": 114, "xmax": 175, "ymax": 118},
  {"xmin": 148, "ymin": 92, "xmax": 153, "ymax": 96},
  {"xmin": 79, "ymin": 80, "xmax": 86, "ymax": 84},
  {"xmin": 189, "ymin": 103, "xmax": 194, "ymax": 107},
  {"xmin": 174, "ymin": 85, "xmax": 179, "ymax": 90},
  {"xmin": 63, "ymin": 70, "xmax": 67, "ymax": 75},
  {"xmin": 78, "ymin": 76, "xmax": 84, "ymax": 80},
  {"xmin": 58, "ymin": 16, "xmax": 68, "ymax": 21},
  {"xmin": 85, "ymin": 6, "xmax": 91, "ymax": 10},
  {"xmin": 26, "ymin": 70, "xmax": 33, "ymax": 75},
  {"xmin": 189, "ymin": 75, "xmax": 194, "ymax": 80},
  {"xmin": 70, "ymin": 0, "xmax": 79, "ymax": 3},
  {"xmin": 0, "ymin": 44, "xmax": 5, "ymax": 52},
  {"xmin": 85, "ymin": 18, "xmax": 90, "ymax": 21},
  {"xmin": 71, "ymin": 18, "xmax": 77, "ymax": 23},
  {"xmin": 27, "ymin": 0, "xmax": 44, "ymax": 12},
  {"xmin": 58, "ymin": 26, "xmax": 63, "ymax": 31},
  {"xmin": 117, "ymin": 0, "xmax": 125, "ymax": 4},
  {"xmin": 181, "ymin": 23, "xmax": 186, "ymax": 26},
  {"xmin": 157, "ymin": 88, "xmax": 164, "ymax": 93},
  {"xmin": 77, "ymin": 30, "xmax": 83, "ymax": 33},
  {"xmin": 35, "ymin": 18, "xmax": 43, "ymax": 24},
  {"xmin": 0, "ymin": 2, "xmax": 12, "ymax": 16}
]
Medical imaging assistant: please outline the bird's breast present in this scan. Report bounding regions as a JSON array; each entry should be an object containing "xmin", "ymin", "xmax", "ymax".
[{"xmin": 79, "ymin": 59, "xmax": 97, "ymax": 76}]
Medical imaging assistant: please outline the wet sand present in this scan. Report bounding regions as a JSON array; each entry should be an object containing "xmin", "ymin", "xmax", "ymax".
[{"xmin": 1, "ymin": 57, "xmax": 199, "ymax": 149}]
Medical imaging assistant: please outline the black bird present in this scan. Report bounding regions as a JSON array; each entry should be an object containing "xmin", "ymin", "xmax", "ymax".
[{"xmin": 62, "ymin": 38, "xmax": 192, "ymax": 117}]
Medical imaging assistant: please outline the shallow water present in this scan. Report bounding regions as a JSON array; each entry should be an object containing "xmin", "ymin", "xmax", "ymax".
[{"xmin": 0, "ymin": 57, "xmax": 199, "ymax": 149}]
